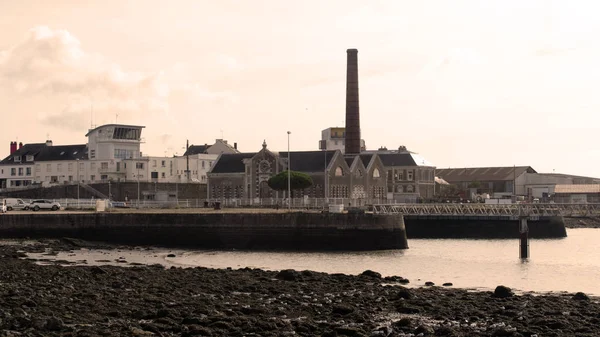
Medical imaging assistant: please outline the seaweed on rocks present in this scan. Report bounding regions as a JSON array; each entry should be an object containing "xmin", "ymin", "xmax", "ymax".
[{"xmin": 0, "ymin": 241, "xmax": 599, "ymax": 336}]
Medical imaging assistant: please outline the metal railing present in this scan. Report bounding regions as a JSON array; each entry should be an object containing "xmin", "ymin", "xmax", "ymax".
[{"xmin": 371, "ymin": 203, "xmax": 600, "ymax": 218}]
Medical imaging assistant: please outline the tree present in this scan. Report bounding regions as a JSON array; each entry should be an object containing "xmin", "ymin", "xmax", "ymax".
[{"xmin": 268, "ymin": 170, "xmax": 313, "ymax": 197}]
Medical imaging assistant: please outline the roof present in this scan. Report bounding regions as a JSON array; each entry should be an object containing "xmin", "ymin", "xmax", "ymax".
[
  {"xmin": 34, "ymin": 145, "xmax": 88, "ymax": 161},
  {"xmin": 554, "ymin": 184, "xmax": 600, "ymax": 194},
  {"xmin": 279, "ymin": 151, "xmax": 337, "ymax": 173},
  {"xmin": 378, "ymin": 153, "xmax": 418, "ymax": 167},
  {"xmin": 211, "ymin": 153, "xmax": 256, "ymax": 173},
  {"xmin": 184, "ymin": 145, "xmax": 210, "ymax": 156},
  {"xmin": 436, "ymin": 166, "xmax": 537, "ymax": 182},
  {"xmin": 344, "ymin": 157, "xmax": 355, "ymax": 167},
  {"xmin": 359, "ymin": 154, "xmax": 374, "ymax": 167},
  {"xmin": 85, "ymin": 124, "xmax": 145, "ymax": 137},
  {"xmin": 0, "ymin": 143, "xmax": 47, "ymax": 165}
]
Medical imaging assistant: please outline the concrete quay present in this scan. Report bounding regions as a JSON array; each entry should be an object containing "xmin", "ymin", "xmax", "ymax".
[{"xmin": 0, "ymin": 210, "xmax": 408, "ymax": 251}]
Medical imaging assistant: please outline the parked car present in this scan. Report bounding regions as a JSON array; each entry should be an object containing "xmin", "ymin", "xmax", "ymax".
[
  {"xmin": 4, "ymin": 198, "xmax": 30, "ymax": 211},
  {"xmin": 1, "ymin": 199, "xmax": 6, "ymax": 213},
  {"xmin": 30, "ymin": 200, "xmax": 61, "ymax": 211}
]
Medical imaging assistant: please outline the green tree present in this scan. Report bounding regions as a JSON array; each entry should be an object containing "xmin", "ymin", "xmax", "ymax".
[
  {"xmin": 268, "ymin": 170, "xmax": 313, "ymax": 197},
  {"xmin": 468, "ymin": 181, "xmax": 481, "ymax": 189}
]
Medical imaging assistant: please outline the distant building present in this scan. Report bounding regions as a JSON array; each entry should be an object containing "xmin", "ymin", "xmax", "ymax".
[
  {"xmin": 553, "ymin": 184, "xmax": 600, "ymax": 203},
  {"xmin": 183, "ymin": 139, "xmax": 239, "ymax": 156},
  {"xmin": 319, "ymin": 127, "xmax": 365, "ymax": 153}
]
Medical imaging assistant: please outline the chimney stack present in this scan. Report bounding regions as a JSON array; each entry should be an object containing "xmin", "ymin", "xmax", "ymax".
[
  {"xmin": 19, "ymin": 142, "xmax": 23, "ymax": 150},
  {"xmin": 46, "ymin": 140, "xmax": 53, "ymax": 147},
  {"xmin": 234, "ymin": 142, "xmax": 237, "ymax": 150},
  {"xmin": 10, "ymin": 141, "xmax": 16, "ymax": 154},
  {"xmin": 344, "ymin": 48, "xmax": 361, "ymax": 155}
]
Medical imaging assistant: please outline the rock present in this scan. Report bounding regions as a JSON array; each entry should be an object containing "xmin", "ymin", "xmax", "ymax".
[
  {"xmin": 425, "ymin": 281, "xmax": 435, "ymax": 286},
  {"xmin": 360, "ymin": 270, "xmax": 382, "ymax": 279},
  {"xmin": 572, "ymin": 292, "xmax": 590, "ymax": 301},
  {"xmin": 394, "ymin": 287, "xmax": 412, "ymax": 300},
  {"xmin": 392, "ymin": 317, "xmax": 412, "ymax": 328},
  {"xmin": 45, "ymin": 317, "xmax": 64, "ymax": 331},
  {"xmin": 493, "ymin": 285, "xmax": 514, "ymax": 298},
  {"xmin": 414, "ymin": 324, "xmax": 434, "ymax": 335},
  {"xmin": 90, "ymin": 266, "xmax": 108, "ymax": 274},
  {"xmin": 335, "ymin": 326, "xmax": 367, "ymax": 336},
  {"xmin": 275, "ymin": 269, "xmax": 300, "ymax": 281},
  {"xmin": 332, "ymin": 304, "xmax": 355, "ymax": 315},
  {"xmin": 167, "ymin": 254, "xmax": 176, "ymax": 258},
  {"xmin": 443, "ymin": 282, "xmax": 453, "ymax": 287}
]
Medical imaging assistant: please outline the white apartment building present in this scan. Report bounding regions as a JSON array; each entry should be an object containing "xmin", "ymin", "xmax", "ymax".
[
  {"xmin": 0, "ymin": 124, "xmax": 234, "ymax": 189},
  {"xmin": 319, "ymin": 127, "xmax": 366, "ymax": 153}
]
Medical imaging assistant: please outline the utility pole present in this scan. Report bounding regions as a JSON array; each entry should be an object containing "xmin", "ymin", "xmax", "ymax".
[{"xmin": 186, "ymin": 139, "xmax": 190, "ymax": 182}]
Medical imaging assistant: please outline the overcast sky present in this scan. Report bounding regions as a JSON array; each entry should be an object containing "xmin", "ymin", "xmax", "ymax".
[{"xmin": 1, "ymin": 1, "xmax": 598, "ymax": 177}]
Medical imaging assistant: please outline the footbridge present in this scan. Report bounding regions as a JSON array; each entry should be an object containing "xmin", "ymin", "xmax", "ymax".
[{"xmin": 371, "ymin": 203, "xmax": 600, "ymax": 220}]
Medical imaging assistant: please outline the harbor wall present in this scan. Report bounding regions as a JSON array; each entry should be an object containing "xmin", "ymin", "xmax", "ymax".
[
  {"xmin": 404, "ymin": 216, "xmax": 567, "ymax": 239},
  {"xmin": 0, "ymin": 212, "xmax": 408, "ymax": 251}
]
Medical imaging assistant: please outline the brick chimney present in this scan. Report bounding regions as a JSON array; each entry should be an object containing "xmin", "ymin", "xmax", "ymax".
[
  {"xmin": 18, "ymin": 142, "xmax": 23, "ymax": 150},
  {"xmin": 10, "ymin": 141, "xmax": 16, "ymax": 154},
  {"xmin": 344, "ymin": 48, "xmax": 361, "ymax": 155}
]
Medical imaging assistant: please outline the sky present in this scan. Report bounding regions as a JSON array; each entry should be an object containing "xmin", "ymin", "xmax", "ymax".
[{"xmin": 0, "ymin": 0, "xmax": 598, "ymax": 177}]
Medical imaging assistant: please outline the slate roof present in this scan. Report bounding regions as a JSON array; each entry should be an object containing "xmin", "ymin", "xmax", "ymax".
[
  {"xmin": 0, "ymin": 143, "xmax": 88, "ymax": 165},
  {"xmin": 34, "ymin": 145, "xmax": 88, "ymax": 161},
  {"xmin": 435, "ymin": 166, "xmax": 537, "ymax": 182},
  {"xmin": 359, "ymin": 154, "xmax": 374, "ymax": 167},
  {"xmin": 210, "ymin": 153, "xmax": 256, "ymax": 173},
  {"xmin": 344, "ymin": 157, "xmax": 355, "ymax": 167},
  {"xmin": 279, "ymin": 151, "xmax": 336, "ymax": 173},
  {"xmin": 183, "ymin": 145, "xmax": 210, "ymax": 156},
  {"xmin": 0, "ymin": 143, "xmax": 47, "ymax": 165},
  {"xmin": 378, "ymin": 153, "xmax": 418, "ymax": 167}
]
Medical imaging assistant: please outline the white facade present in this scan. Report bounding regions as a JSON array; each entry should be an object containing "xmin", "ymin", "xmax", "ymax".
[
  {"xmin": 122, "ymin": 154, "xmax": 217, "ymax": 183},
  {"xmin": 319, "ymin": 127, "xmax": 366, "ymax": 153}
]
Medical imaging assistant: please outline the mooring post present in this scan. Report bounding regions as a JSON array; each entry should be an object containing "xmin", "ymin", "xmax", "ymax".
[{"xmin": 519, "ymin": 216, "xmax": 529, "ymax": 259}]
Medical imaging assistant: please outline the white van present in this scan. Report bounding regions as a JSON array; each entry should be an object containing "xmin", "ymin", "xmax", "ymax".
[{"xmin": 4, "ymin": 198, "xmax": 30, "ymax": 211}]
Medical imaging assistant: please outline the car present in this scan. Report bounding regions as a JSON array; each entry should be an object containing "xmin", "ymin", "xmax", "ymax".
[
  {"xmin": 4, "ymin": 198, "xmax": 30, "ymax": 211},
  {"xmin": 1, "ymin": 199, "xmax": 6, "ymax": 213},
  {"xmin": 30, "ymin": 200, "xmax": 61, "ymax": 211}
]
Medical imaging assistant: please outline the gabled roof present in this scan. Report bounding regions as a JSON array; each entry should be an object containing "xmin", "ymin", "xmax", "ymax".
[
  {"xmin": 211, "ymin": 153, "xmax": 256, "ymax": 173},
  {"xmin": 0, "ymin": 143, "xmax": 47, "ymax": 165},
  {"xmin": 436, "ymin": 166, "xmax": 537, "ymax": 182},
  {"xmin": 344, "ymin": 157, "xmax": 354, "ymax": 167},
  {"xmin": 184, "ymin": 145, "xmax": 210, "ymax": 156},
  {"xmin": 279, "ymin": 151, "xmax": 336, "ymax": 173},
  {"xmin": 359, "ymin": 154, "xmax": 374, "ymax": 168},
  {"xmin": 34, "ymin": 144, "xmax": 88, "ymax": 161}
]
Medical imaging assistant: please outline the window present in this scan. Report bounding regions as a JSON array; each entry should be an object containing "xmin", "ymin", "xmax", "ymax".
[
  {"xmin": 90, "ymin": 175, "xmax": 95, "ymax": 181},
  {"xmin": 26, "ymin": 167, "xmax": 31, "ymax": 176},
  {"xmin": 202, "ymin": 161, "xmax": 205, "ymax": 169},
  {"xmin": 35, "ymin": 164, "xmax": 40, "ymax": 172},
  {"xmin": 373, "ymin": 168, "xmax": 380, "ymax": 178},
  {"xmin": 26, "ymin": 155, "xmax": 34, "ymax": 162},
  {"xmin": 57, "ymin": 163, "xmax": 62, "ymax": 172},
  {"xmin": 14, "ymin": 156, "xmax": 21, "ymax": 163},
  {"xmin": 114, "ymin": 149, "xmax": 134, "ymax": 159},
  {"xmin": 68, "ymin": 176, "xmax": 73, "ymax": 181},
  {"xmin": 90, "ymin": 150, "xmax": 96, "ymax": 159},
  {"xmin": 136, "ymin": 162, "xmax": 144, "ymax": 169},
  {"xmin": 161, "ymin": 172, "xmax": 165, "ymax": 178},
  {"xmin": 335, "ymin": 167, "xmax": 343, "ymax": 176},
  {"xmin": 407, "ymin": 171, "xmax": 413, "ymax": 181},
  {"xmin": 101, "ymin": 175, "xmax": 108, "ymax": 180},
  {"xmin": 10, "ymin": 168, "xmax": 16, "ymax": 176},
  {"xmin": 407, "ymin": 185, "xmax": 414, "ymax": 193},
  {"xmin": 46, "ymin": 164, "xmax": 51, "ymax": 172},
  {"xmin": 79, "ymin": 162, "xmax": 84, "ymax": 170},
  {"xmin": 18, "ymin": 168, "xmax": 23, "ymax": 176},
  {"xmin": 101, "ymin": 162, "xmax": 108, "ymax": 170},
  {"xmin": 91, "ymin": 162, "xmax": 96, "ymax": 171},
  {"xmin": 153, "ymin": 160, "xmax": 157, "ymax": 167},
  {"xmin": 161, "ymin": 160, "xmax": 166, "ymax": 167},
  {"xmin": 68, "ymin": 163, "xmax": 73, "ymax": 172}
]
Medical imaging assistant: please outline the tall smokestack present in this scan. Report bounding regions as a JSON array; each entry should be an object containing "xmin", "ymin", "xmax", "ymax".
[{"xmin": 345, "ymin": 48, "xmax": 360, "ymax": 155}]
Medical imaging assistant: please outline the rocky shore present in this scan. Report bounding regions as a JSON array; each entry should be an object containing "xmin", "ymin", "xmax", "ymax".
[
  {"xmin": 563, "ymin": 216, "xmax": 600, "ymax": 229},
  {"xmin": 1, "ymin": 240, "xmax": 599, "ymax": 337}
]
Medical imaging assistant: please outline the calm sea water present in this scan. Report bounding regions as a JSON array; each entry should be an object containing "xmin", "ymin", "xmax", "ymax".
[{"xmin": 23, "ymin": 228, "xmax": 600, "ymax": 296}]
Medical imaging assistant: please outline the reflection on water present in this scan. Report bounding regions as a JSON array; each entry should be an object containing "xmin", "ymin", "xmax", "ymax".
[{"xmin": 19, "ymin": 228, "xmax": 600, "ymax": 295}]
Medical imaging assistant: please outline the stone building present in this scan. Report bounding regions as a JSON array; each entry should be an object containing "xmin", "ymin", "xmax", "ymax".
[{"xmin": 207, "ymin": 141, "xmax": 386, "ymax": 201}]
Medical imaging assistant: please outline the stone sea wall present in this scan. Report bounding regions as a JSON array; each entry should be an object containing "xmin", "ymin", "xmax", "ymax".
[
  {"xmin": 404, "ymin": 216, "xmax": 567, "ymax": 239},
  {"xmin": 0, "ymin": 212, "xmax": 408, "ymax": 250}
]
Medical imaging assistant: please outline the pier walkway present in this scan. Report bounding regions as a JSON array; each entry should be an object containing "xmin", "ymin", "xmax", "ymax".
[{"xmin": 372, "ymin": 203, "xmax": 600, "ymax": 219}]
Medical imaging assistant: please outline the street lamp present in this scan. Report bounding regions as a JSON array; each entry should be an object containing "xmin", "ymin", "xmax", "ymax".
[
  {"xmin": 287, "ymin": 131, "xmax": 291, "ymax": 210},
  {"xmin": 76, "ymin": 159, "xmax": 80, "ymax": 209}
]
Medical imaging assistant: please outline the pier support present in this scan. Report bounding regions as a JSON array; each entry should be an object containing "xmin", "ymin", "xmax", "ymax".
[{"xmin": 519, "ymin": 217, "xmax": 529, "ymax": 259}]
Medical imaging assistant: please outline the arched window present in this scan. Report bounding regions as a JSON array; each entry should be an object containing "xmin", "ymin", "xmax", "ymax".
[
  {"xmin": 335, "ymin": 167, "xmax": 343, "ymax": 176},
  {"xmin": 407, "ymin": 185, "xmax": 414, "ymax": 193},
  {"xmin": 373, "ymin": 168, "xmax": 380, "ymax": 178}
]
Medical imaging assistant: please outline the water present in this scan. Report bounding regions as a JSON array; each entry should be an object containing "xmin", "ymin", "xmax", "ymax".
[{"xmin": 22, "ymin": 228, "xmax": 600, "ymax": 296}]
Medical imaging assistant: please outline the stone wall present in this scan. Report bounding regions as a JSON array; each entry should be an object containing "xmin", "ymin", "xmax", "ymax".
[
  {"xmin": 404, "ymin": 216, "xmax": 566, "ymax": 239},
  {"xmin": 0, "ymin": 212, "xmax": 408, "ymax": 251}
]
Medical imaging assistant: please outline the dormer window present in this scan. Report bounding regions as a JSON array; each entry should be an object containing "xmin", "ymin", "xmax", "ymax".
[
  {"xmin": 14, "ymin": 156, "xmax": 21, "ymax": 163},
  {"xmin": 26, "ymin": 155, "xmax": 34, "ymax": 162}
]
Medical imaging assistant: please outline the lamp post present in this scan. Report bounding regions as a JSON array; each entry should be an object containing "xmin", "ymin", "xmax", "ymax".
[
  {"xmin": 137, "ymin": 160, "xmax": 140, "ymax": 209},
  {"xmin": 76, "ymin": 159, "xmax": 80, "ymax": 209},
  {"xmin": 287, "ymin": 131, "xmax": 291, "ymax": 210}
]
